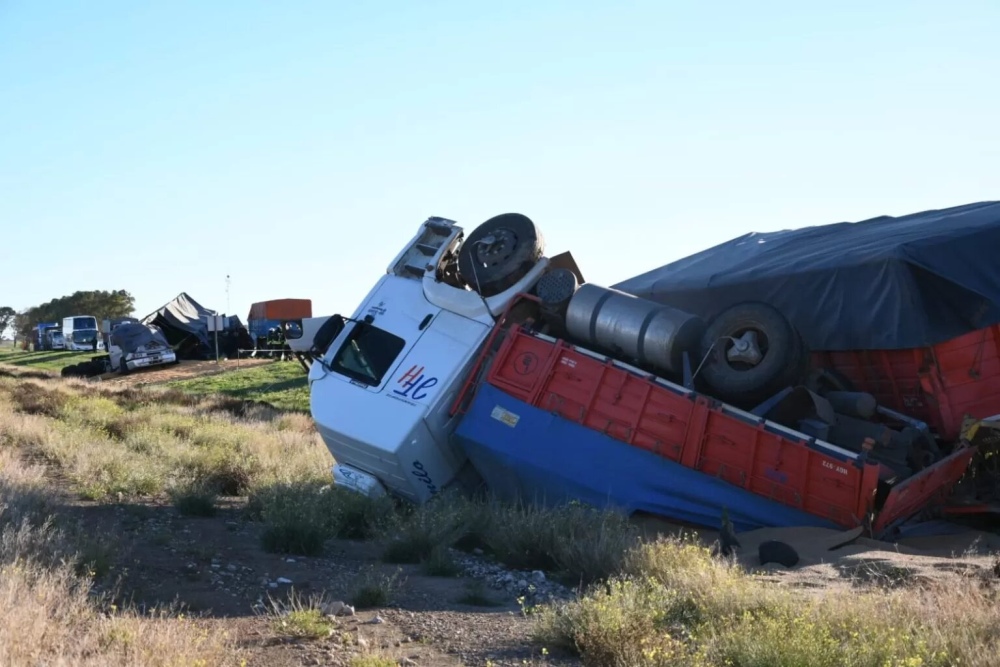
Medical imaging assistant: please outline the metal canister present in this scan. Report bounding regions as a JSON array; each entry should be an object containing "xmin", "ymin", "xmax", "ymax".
[{"xmin": 564, "ymin": 283, "xmax": 706, "ymax": 375}]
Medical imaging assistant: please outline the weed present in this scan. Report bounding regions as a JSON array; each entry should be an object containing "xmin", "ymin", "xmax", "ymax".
[
  {"xmin": 169, "ymin": 481, "xmax": 218, "ymax": 517},
  {"xmin": 334, "ymin": 487, "xmax": 398, "ymax": 540},
  {"xmin": 253, "ymin": 480, "xmax": 339, "ymax": 556},
  {"xmin": 266, "ymin": 591, "xmax": 337, "ymax": 640},
  {"xmin": 483, "ymin": 498, "xmax": 637, "ymax": 585},
  {"xmin": 10, "ymin": 381, "xmax": 69, "ymax": 418},
  {"xmin": 350, "ymin": 566, "xmax": 404, "ymax": 609},
  {"xmin": 380, "ymin": 492, "xmax": 472, "ymax": 563},
  {"xmin": 76, "ymin": 542, "xmax": 117, "ymax": 580},
  {"xmin": 421, "ymin": 545, "xmax": 463, "ymax": 577}
]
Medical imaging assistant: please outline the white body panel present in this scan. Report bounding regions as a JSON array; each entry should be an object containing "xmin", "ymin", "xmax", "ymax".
[{"xmin": 308, "ymin": 216, "xmax": 549, "ymax": 503}]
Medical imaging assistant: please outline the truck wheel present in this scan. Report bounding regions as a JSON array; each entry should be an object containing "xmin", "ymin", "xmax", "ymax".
[
  {"xmin": 119, "ymin": 358, "xmax": 129, "ymax": 375},
  {"xmin": 458, "ymin": 213, "xmax": 544, "ymax": 297},
  {"xmin": 697, "ymin": 302, "xmax": 806, "ymax": 406}
]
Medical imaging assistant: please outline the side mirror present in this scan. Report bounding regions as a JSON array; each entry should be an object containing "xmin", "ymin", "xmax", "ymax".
[
  {"xmin": 282, "ymin": 321, "xmax": 304, "ymax": 340},
  {"xmin": 311, "ymin": 315, "xmax": 346, "ymax": 357}
]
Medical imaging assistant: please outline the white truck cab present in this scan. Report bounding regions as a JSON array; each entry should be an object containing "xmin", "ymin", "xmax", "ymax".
[{"xmin": 303, "ymin": 214, "xmax": 563, "ymax": 503}]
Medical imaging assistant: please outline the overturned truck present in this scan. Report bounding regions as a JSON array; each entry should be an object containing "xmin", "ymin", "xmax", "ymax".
[{"xmin": 296, "ymin": 204, "xmax": 1000, "ymax": 537}]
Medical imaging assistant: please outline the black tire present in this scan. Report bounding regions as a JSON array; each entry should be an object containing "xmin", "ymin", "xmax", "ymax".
[
  {"xmin": 698, "ymin": 302, "xmax": 807, "ymax": 407},
  {"xmin": 458, "ymin": 213, "xmax": 544, "ymax": 297},
  {"xmin": 119, "ymin": 357, "xmax": 129, "ymax": 375},
  {"xmin": 759, "ymin": 540, "xmax": 800, "ymax": 568}
]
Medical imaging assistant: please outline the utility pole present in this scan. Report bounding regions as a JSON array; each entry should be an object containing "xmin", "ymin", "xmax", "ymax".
[{"xmin": 226, "ymin": 274, "xmax": 231, "ymax": 316}]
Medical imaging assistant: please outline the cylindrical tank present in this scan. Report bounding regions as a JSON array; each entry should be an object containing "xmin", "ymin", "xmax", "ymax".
[
  {"xmin": 564, "ymin": 284, "xmax": 706, "ymax": 375},
  {"xmin": 534, "ymin": 268, "xmax": 579, "ymax": 333}
]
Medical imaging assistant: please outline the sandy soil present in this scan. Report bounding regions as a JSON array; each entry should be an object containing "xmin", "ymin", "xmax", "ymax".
[{"xmin": 637, "ymin": 515, "xmax": 1000, "ymax": 593}]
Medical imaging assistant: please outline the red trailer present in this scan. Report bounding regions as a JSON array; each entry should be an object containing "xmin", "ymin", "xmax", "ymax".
[
  {"xmin": 812, "ymin": 325, "xmax": 1000, "ymax": 442},
  {"xmin": 247, "ymin": 298, "xmax": 313, "ymax": 321}
]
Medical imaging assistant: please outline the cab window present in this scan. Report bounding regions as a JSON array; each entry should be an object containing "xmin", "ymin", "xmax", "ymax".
[{"xmin": 331, "ymin": 324, "xmax": 405, "ymax": 387}]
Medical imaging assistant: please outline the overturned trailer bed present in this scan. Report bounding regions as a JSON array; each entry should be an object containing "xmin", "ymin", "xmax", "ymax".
[{"xmin": 450, "ymin": 297, "xmax": 975, "ymax": 539}]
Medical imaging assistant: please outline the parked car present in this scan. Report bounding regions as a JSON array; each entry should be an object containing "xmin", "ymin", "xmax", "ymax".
[{"xmin": 108, "ymin": 322, "xmax": 178, "ymax": 374}]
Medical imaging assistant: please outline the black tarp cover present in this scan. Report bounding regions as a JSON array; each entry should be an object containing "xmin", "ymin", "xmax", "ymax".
[
  {"xmin": 111, "ymin": 323, "xmax": 170, "ymax": 355},
  {"xmin": 141, "ymin": 292, "xmax": 215, "ymax": 348},
  {"xmin": 612, "ymin": 201, "xmax": 1000, "ymax": 351}
]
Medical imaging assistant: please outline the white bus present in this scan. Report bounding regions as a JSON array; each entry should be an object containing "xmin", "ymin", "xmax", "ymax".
[{"xmin": 62, "ymin": 315, "xmax": 105, "ymax": 352}]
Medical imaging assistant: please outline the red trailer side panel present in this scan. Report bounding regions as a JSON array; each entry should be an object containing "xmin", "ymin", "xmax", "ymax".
[
  {"xmin": 488, "ymin": 328, "xmax": 882, "ymax": 529},
  {"xmin": 812, "ymin": 324, "xmax": 1000, "ymax": 441},
  {"xmin": 248, "ymin": 298, "xmax": 313, "ymax": 321}
]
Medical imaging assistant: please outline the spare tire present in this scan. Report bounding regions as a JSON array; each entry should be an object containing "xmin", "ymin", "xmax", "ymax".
[
  {"xmin": 697, "ymin": 302, "xmax": 808, "ymax": 407},
  {"xmin": 458, "ymin": 213, "xmax": 544, "ymax": 297}
]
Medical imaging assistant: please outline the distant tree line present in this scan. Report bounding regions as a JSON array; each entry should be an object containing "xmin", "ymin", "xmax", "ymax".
[{"xmin": 4, "ymin": 290, "xmax": 136, "ymax": 340}]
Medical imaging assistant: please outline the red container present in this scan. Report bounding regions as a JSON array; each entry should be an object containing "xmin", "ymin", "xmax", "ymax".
[
  {"xmin": 812, "ymin": 324, "xmax": 1000, "ymax": 442},
  {"xmin": 248, "ymin": 298, "xmax": 313, "ymax": 321},
  {"xmin": 478, "ymin": 326, "xmax": 973, "ymax": 534}
]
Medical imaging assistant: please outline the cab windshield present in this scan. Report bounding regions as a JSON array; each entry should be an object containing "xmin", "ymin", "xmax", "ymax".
[{"xmin": 331, "ymin": 323, "xmax": 405, "ymax": 386}]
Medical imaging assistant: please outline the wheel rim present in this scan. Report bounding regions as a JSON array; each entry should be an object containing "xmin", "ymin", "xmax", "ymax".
[
  {"xmin": 722, "ymin": 327, "xmax": 770, "ymax": 371},
  {"xmin": 471, "ymin": 228, "xmax": 518, "ymax": 268}
]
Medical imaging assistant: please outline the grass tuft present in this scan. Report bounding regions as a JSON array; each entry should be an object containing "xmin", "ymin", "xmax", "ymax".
[
  {"xmin": 421, "ymin": 545, "xmax": 463, "ymax": 577},
  {"xmin": 481, "ymin": 498, "xmax": 639, "ymax": 586},
  {"xmin": 168, "ymin": 481, "xmax": 218, "ymax": 517},
  {"xmin": 266, "ymin": 591, "xmax": 337, "ymax": 640},
  {"xmin": 349, "ymin": 566, "xmax": 404, "ymax": 609}
]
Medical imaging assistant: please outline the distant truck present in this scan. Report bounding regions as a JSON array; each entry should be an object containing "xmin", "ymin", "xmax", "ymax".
[
  {"xmin": 46, "ymin": 329, "xmax": 66, "ymax": 350},
  {"xmin": 247, "ymin": 298, "xmax": 312, "ymax": 357},
  {"xmin": 62, "ymin": 315, "xmax": 104, "ymax": 352},
  {"xmin": 33, "ymin": 322, "xmax": 59, "ymax": 350}
]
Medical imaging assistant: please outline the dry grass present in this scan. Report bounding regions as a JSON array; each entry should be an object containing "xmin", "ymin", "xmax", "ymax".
[
  {"xmin": 0, "ymin": 562, "xmax": 238, "ymax": 667},
  {"xmin": 0, "ymin": 422, "xmax": 240, "ymax": 666},
  {"xmin": 535, "ymin": 535, "xmax": 1000, "ymax": 667},
  {"xmin": 265, "ymin": 590, "xmax": 337, "ymax": 640},
  {"xmin": 0, "ymin": 375, "xmax": 333, "ymax": 503}
]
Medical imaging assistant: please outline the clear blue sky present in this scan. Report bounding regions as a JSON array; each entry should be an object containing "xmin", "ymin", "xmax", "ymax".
[{"xmin": 1, "ymin": 1, "xmax": 996, "ymax": 323}]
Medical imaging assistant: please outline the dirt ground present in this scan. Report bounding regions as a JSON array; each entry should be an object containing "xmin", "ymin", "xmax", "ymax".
[
  {"xmin": 68, "ymin": 496, "xmax": 1000, "ymax": 667},
  {"xmin": 95, "ymin": 357, "xmax": 276, "ymax": 387},
  {"xmin": 68, "ymin": 493, "xmax": 574, "ymax": 667}
]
